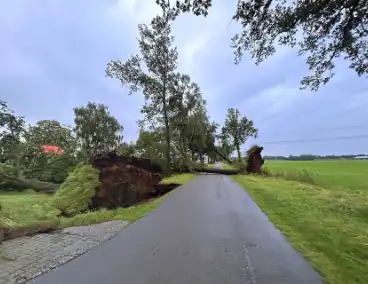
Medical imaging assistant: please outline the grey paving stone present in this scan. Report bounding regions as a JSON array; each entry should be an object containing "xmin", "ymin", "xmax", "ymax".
[{"xmin": 0, "ymin": 220, "xmax": 128, "ymax": 284}]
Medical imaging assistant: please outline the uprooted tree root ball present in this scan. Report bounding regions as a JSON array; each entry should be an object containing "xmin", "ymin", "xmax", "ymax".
[
  {"xmin": 245, "ymin": 145, "xmax": 264, "ymax": 174},
  {"xmin": 52, "ymin": 152, "xmax": 181, "ymax": 217}
]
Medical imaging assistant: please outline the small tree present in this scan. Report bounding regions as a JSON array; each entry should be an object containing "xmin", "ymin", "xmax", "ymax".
[
  {"xmin": 0, "ymin": 100, "xmax": 25, "ymax": 163},
  {"xmin": 222, "ymin": 108, "xmax": 258, "ymax": 163},
  {"xmin": 73, "ymin": 102, "xmax": 123, "ymax": 157}
]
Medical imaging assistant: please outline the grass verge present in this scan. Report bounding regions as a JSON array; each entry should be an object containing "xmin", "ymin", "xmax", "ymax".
[
  {"xmin": 0, "ymin": 173, "xmax": 196, "ymax": 231},
  {"xmin": 233, "ymin": 174, "xmax": 368, "ymax": 284}
]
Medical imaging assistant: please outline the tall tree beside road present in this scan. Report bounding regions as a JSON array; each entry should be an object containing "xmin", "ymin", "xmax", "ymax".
[
  {"xmin": 169, "ymin": 73, "xmax": 205, "ymax": 169},
  {"xmin": 222, "ymin": 108, "xmax": 258, "ymax": 163},
  {"xmin": 106, "ymin": 3, "xmax": 179, "ymax": 172}
]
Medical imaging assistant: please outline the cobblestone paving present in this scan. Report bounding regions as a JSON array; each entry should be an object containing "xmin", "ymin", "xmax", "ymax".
[{"xmin": 0, "ymin": 220, "xmax": 128, "ymax": 284}]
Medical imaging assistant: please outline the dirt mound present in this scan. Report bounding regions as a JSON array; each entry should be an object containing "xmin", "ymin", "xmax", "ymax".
[{"xmin": 52, "ymin": 153, "xmax": 174, "ymax": 215}]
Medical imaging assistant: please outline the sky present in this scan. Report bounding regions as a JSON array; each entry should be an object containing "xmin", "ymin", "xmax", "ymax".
[{"xmin": 1, "ymin": 0, "xmax": 367, "ymax": 156}]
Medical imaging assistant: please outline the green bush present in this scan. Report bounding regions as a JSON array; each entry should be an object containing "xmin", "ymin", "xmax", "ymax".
[{"xmin": 52, "ymin": 164, "xmax": 100, "ymax": 216}]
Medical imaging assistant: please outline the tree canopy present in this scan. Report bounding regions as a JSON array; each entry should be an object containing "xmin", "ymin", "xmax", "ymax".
[
  {"xmin": 0, "ymin": 2, "xmax": 263, "ymax": 192},
  {"xmin": 169, "ymin": 0, "xmax": 368, "ymax": 90},
  {"xmin": 222, "ymin": 108, "xmax": 258, "ymax": 162}
]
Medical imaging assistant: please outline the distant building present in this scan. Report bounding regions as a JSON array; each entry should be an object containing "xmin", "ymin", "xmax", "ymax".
[{"xmin": 354, "ymin": 155, "xmax": 368, "ymax": 160}]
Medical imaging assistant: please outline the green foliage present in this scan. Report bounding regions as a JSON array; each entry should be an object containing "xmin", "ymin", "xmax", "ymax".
[
  {"xmin": 73, "ymin": 102, "xmax": 123, "ymax": 157},
  {"xmin": 36, "ymin": 155, "xmax": 78, "ymax": 183},
  {"xmin": 106, "ymin": 5, "xmax": 180, "ymax": 171},
  {"xmin": 0, "ymin": 100, "xmax": 25, "ymax": 162},
  {"xmin": 171, "ymin": 0, "xmax": 368, "ymax": 91},
  {"xmin": 25, "ymin": 120, "xmax": 76, "ymax": 152},
  {"xmin": 222, "ymin": 108, "xmax": 257, "ymax": 162},
  {"xmin": 0, "ymin": 163, "xmax": 16, "ymax": 180},
  {"xmin": 119, "ymin": 142, "xmax": 136, "ymax": 157},
  {"xmin": 52, "ymin": 164, "xmax": 100, "ymax": 216}
]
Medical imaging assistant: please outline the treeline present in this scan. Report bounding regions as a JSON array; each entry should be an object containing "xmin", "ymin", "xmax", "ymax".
[
  {"xmin": 264, "ymin": 154, "xmax": 368, "ymax": 161},
  {"xmin": 0, "ymin": 3, "xmax": 259, "ymax": 191}
]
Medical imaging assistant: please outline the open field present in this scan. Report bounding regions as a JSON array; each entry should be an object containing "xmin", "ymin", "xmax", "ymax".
[
  {"xmin": 0, "ymin": 173, "xmax": 196, "ymax": 230},
  {"xmin": 264, "ymin": 159, "xmax": 368, "ymax": 189},
  {"xmin": 232, "ymin": 159, "xmax": 368, "ymax": 284}
]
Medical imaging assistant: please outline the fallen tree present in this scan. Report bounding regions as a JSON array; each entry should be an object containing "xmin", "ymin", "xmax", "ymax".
[
  {"xmin": 0, "ymin": 153, "xmax": 62, "ymax": 193},
  {"xmin": 0, "ymin": 177, "xmax": 59, "ymax": 193},
  {"xmin": 193, "ymin": 167, "xmax": 240, "ymax": 175}
]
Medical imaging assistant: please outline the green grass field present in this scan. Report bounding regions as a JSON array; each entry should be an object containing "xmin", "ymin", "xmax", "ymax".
[
  {"xmin": 233, "ymin": 159, "xmax": 368, "ymax": 284},
  {"xmin": 264, "ymin": 159, "xmax": 368, "ymax": 189},
  {"xmin": 0, "ymin": 173, "xmax": 196, "ymax": 230}
]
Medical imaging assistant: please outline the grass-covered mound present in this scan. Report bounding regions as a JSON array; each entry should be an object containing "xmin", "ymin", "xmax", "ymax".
[{"xmin": 52, "ymin": 164, "xmax": 100, "ymax": 216}]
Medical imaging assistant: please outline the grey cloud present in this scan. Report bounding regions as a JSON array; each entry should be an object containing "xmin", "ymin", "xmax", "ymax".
[{"xmin": 1, "ymin": 0, "xmax": 367, "ymax": 155}]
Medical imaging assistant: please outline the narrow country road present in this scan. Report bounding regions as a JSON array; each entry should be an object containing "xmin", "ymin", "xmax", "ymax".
[{"xmin": 30, "ymin": 163, "xmax": 323, "ymax": 284}]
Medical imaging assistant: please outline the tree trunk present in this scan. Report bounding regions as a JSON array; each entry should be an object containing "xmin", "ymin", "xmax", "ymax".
[
  {"xmin": 181, "ymin": 128, "xmax": 191, "ymax": 171},
  {"xmin": 162, "ymin": 87, "xmax": 171, "ymax": 173},
  {"xmin": 194, "ymin": 167, "xmax": 239, "ymax": 175},
  {"xmin": 236, "ymin": 144, "xmax": 241, "ymax": 163},
  {"xmin": 0, "ymin": 176, "xmax": 59, "ymax": 193},
  {"xmin": 0, "ymin": 152, "xmax": 60, "ymax": 193}
]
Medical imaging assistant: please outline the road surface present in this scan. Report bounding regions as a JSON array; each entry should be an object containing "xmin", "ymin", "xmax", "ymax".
[{"xmin": 30, "ymin": 164, "xmax": 323, "ymax": 284}]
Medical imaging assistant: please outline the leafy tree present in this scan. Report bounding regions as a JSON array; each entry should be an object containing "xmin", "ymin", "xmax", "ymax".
[
  {"xmin": 73, "ymin": 102, "xmax": 123, "ymax": 157},
  {"xmin": 0, "ymin": 102, "xmax": 66, "ymax": 191},
  {"xmin": 185, "ymin": 107, "xmax": 209, "ymax": 162},
  {"xmin": 169, "ymin": 0, "xmax": 368, "ymax": 90},
  {"xmin": 106, "ymin": 5, "xmax": 179, "ymax": 172},
  {"xmin": 135, "ymin": 127, "xmax": 168, "ymax": 171},
  {"xmin": 222, "ymin": 108, "xmax": 258, "ymax": 162},
  {"xmin": 119, "ymin": 142, "xmax": 136, "ymax": 157},
  {"xmin": 0, "ymin": 101, "xmax": 25, "ymax": 163},
  {"xmin": 169, "ymin": 73, "xmax": 205, "ymax": 169},
  {"xmin": 25, "ymin": 120, "xmax": 76, "ymax": 152},
  {"xmin": 20, "ymin": 120, "xmax": 78, "ymax": 183},
  {"xmin": 217, "ymin": 133, "xmax": 235, "ymax": 161}
]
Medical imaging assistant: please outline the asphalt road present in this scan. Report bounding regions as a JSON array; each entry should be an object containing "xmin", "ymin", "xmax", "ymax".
[{"xmin": 30, "ymin": 164, "xmax": 323, "ymax": 284}]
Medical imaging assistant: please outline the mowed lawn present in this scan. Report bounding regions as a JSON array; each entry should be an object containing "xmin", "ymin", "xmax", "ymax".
[
  {"xmin": 264, "ymin": 159, "xmax": 368, "ymax": 189},
  {"xmin": 234, "ymin": 159, "xmax": 368, "ymax": 284}
]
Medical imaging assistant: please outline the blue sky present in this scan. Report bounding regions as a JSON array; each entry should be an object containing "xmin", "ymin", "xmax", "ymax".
[{"xmin": 1, "ymin": 0, "xmax": 368, "ymax": 156}]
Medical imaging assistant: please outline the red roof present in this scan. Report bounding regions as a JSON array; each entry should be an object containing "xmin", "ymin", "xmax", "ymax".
[{"xmin": 41, "ymin": 145, "xmax": 64, "ymax": 155}]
